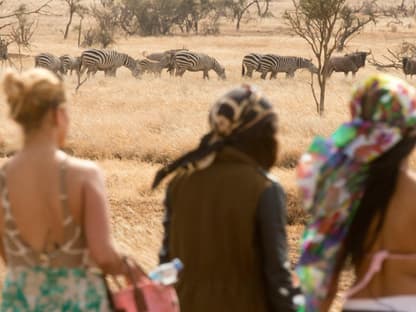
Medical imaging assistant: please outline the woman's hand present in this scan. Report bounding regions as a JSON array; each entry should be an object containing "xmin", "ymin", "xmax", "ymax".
[{"xmin": 121, "ymin": 256, "xmax": 148, "ymax": 285}]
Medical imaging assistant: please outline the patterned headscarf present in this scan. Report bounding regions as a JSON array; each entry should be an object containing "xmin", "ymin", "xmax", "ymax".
[
  {"xmin": 296, "ymin": 74, "xmax": 416, "ymax": 311},
  {"xmin": 152, "ymin": 85, "xmax": 275, "ymax": 188}
]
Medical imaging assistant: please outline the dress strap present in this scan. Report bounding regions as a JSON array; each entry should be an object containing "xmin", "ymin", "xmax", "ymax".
[
  {"xmin": 345, "ymin": 250, "xmax": 416, "ymax": 298},
  {"xmin": 59, "ymin": 156, "xmax": 72, "ymax": 225},
  {"xmin": 0, "ymin": 166, "xmax": 4, "ymax": 192},
  {"xmin": 0, "ymin": 163, "xmax": 10, "ymax": 215}
]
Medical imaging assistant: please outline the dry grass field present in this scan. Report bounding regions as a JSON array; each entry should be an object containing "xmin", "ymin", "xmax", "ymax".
[{"xmin": 0, "ymin": 0, "xmax": 416, "ymax": 310}]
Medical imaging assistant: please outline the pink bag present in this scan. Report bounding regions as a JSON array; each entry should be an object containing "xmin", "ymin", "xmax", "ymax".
[
  {"xmin": 107, "ymin": 259, "xmax": 180, "ymax": 312},
  {"xmin": 111, "ymin": 279, "xmax": 179, "ymax": 312}
]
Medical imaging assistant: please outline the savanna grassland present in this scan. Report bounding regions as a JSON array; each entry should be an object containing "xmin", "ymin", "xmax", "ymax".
[{"xmin": 1, "ymin": 0, "xmax": 416, "ymax": 310}]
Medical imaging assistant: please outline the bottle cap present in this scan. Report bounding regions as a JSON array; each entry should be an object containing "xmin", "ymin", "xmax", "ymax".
[{"xmin": 172, "ymin": 258, "xmax": 184, "ymax": 271}]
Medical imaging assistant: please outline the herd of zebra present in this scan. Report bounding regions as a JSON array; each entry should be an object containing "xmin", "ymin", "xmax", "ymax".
[
  {"xmin": 34, "ymin": 49, "xmax": 226, "ymax": 82},
  {"xmin": 34, "ymin": 48, "xmax": 416, "ymax": 83}
]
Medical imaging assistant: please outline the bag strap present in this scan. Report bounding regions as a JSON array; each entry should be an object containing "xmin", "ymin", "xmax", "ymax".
[
  {"xmin": 345, "ymin": 250, "xmax": 416, "ymax": 298},
  {"xmin": 106, "ymin": 257, "xmax": 150, "ymax": 312},
  {"xmin": 59, "ymin": 155, "xmax": 71, "ymax": 222},
  {"xmin": 124, "ymin": 257, "xmax": 149, "ymax": 312}
]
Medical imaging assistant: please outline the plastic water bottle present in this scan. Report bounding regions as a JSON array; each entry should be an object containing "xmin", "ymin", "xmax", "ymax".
[{"xmin": 148, "ymin": 258, "xmax": 183, "ymax": 285}]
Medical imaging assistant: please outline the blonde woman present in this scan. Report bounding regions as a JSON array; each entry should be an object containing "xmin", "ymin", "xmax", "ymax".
[{"xmin": 0, "ymin": 68, "xmax": 139, "ymax": 310}]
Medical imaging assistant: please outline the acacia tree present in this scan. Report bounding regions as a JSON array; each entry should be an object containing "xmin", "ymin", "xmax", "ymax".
[{"xmin": 284, "ymin": 0, "xmax": 346, "ymax": 115}]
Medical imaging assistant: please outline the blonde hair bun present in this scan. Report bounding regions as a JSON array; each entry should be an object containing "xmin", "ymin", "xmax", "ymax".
[
  {"xmin": 2, "ymin": 68, "xmax": 65, "ymax": 131},
  {"xmin": 3, "ymin": 69, "xmax": 25, "ymax": 118}
]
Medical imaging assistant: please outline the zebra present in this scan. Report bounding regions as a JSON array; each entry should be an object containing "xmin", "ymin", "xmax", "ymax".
[
  {"xmin": 145, "ymin": 49, "xmax": 187, "ymax": 76},
  {"xmin": 242, "ymin": 53, "xmax": 264, "ymax": 78},
  {"xmin": 60, "ymin": 55, "xmax": 81, "ymax": 76},
  {"xmin": 145, "ymin": 49, "xmax": 188, "ymax": 62},
  {"xmin": 79, "ymin": 49, "xmax": 140, "ymax": 79},
  {"xmin": 0, "ymin": 39, "xmax": 8, "ymax": 62},
  {"xmin": 402, "ymin": 57, "xmax": 416, "ymax": 78},
  {"xmin": 136, "ymin": 58, "xmax": 170, "ymax": 77},
  {"xmin": 34, "ymin": 53, "xmax": 65, "ymax": 75},
  {"xmin": 325, "ymin": 51, "xmax": 370, "ymax": 78},
  {"xmin": 257, "ymin": 54, "xmax": 318, "ymax": 79},
  {"xmin": 173, "ymin": 51, "xmax": 226, "ymax": 80}
]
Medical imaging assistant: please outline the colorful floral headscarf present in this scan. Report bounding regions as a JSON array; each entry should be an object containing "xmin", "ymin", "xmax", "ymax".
[{"xmin": 296, "ymin": 74, "xmax": 416, "ymax": 311}]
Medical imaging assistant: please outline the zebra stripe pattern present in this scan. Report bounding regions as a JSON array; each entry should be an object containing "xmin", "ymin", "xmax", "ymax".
[
  {"xmin": 174, "ymin": 51, "xmax": 226, "ymax": 80},
  {"xmin": 60, "ymin": 55, "xmax": 81, "ymax": 76},
  {"xmin": 258, "ymin": 54, "xmax": 318, "ymax": 79},
  {"xmin": 136, "ymin": 59, "xmax": 164, "ymax": 76},
  {"xmin": 34, "ymin": 53, "xmax": 64, "ymax": 75},
  {"xmin": 242, "ymin": 53, "xmax": 264, "ymax": 78},
  {"xmin": 80, "ymin": 49, "xmax": 140, "ymax": 78}
]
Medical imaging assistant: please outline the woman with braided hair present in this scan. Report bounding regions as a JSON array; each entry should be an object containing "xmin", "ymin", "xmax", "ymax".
[
  {"xmin": 296, "ymin": 74, "xmax": 416, "ymax": 312},
  {"xmin": 152, "ymin": 85, "xmax": 301, "ymax": 312}
]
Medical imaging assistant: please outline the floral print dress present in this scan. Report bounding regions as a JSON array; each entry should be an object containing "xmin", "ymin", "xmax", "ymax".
[{"xmin": 0, "ymin": 160, "xmax": 112, "ymax": 311}]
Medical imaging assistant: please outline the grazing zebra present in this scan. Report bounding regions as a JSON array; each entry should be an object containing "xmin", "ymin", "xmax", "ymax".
[
  {"xmin": 258, "ymin": 54, "xmax": 318, "ymax": 79},
  {"xmin": 60, "ymin": 55, "xmax": 81, "ymax": 76},
  {"xmin": 325, "ymin": 51, "xmax": 370, "ymax": 78},
  {"xmin": 173, "ymin": 51, "xmax": 226, "ymax": 80},
  {"xmin": 145, "ymin": 49, "xmax": 187, "ymax": 76},
  {"xmin": 402, "ymin": 57, "xmax": 416, "ymax": 78},
  {"xmin": 34, "ymin": 53, "xmax": 64, "ymax": 75},
  {"xmin": 242, "ymin": 53, "xmax": 264, "ymax": 78},
  {"xmin": 0, "ymin": 39, "xmax": 8, "ymax": 62},
  {"xmin": 136, "ymin": 58, "xmax": 169, "ymax": 77},
  {"xmin": 79, "ymin": 49, "xmax": 140, "ymax": 79},
  {"xmin": 145, "ymin": 49, "xmax": 187, "ymax": 62}
]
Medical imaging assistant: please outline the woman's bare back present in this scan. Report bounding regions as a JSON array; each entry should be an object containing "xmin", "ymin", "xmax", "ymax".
[
  {"xmin": 0, "ymin": 150, "xmax": 98, "ymax": 260},
  {"xmin": 353, "ymin": 167, "xmax": 416, "ymax": 298}
]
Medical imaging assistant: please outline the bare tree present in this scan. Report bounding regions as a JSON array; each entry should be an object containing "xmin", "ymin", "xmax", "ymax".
[
  {"xmin": 255, "ymin": 0, "xmax": 271, "ymax": 17},
  {"xmin": 62, "ymin": 0, "xmax": 85, "ymax": 39},
  {"xmin": 232, "ymin": 0, "xmax": 258, "ymax": 31},
  {"xmin": 284, "ymin": 0, "xmax": 347, "ymax": 115},
  {"xmin": 378, "ymin": 0, "xmax": 416, "ymax": 22},
  {"xmin": 223, "ymin": 0, "xmax": 270, "ymax": 31},
  {"xmin": 73, "ymin": 5, "xmax": 88, "ymax": 47},
  {"xmin": 0, "ymin": 1, "xmax": 51, "ymax": 70},
  {"xmin": 82, "ymin": 1, "xmax": 119, "ymax": 47},
  {"xmin": 0, "ymin": 1, "xmax": 52, "ymax": 21},
  {"xmin": 336, "ymin": 0, "xmax": 377, "ymax": 51},
  {"xmin": 9, "ymin": 5, "xmax": 37, "ymax": 70},
  {"xmin": 368, "ymin": 51, "xmax": 402, "ymax": 70},
  {"xmin": 368, "ymin": 41, "xmax": 416, "ymax": 70}
]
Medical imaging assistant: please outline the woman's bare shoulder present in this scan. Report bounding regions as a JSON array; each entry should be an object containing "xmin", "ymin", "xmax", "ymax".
[
  {"xmin": 397, "ymin": 168, "xmax": 416, "ymax": 195},
  {"xmin": 404, "ymin": 169, "xmax": 416, "ymax": 184},
  {"xmin": 65, "ymin": 156, "xmax": 103, "ymax": 180}
]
